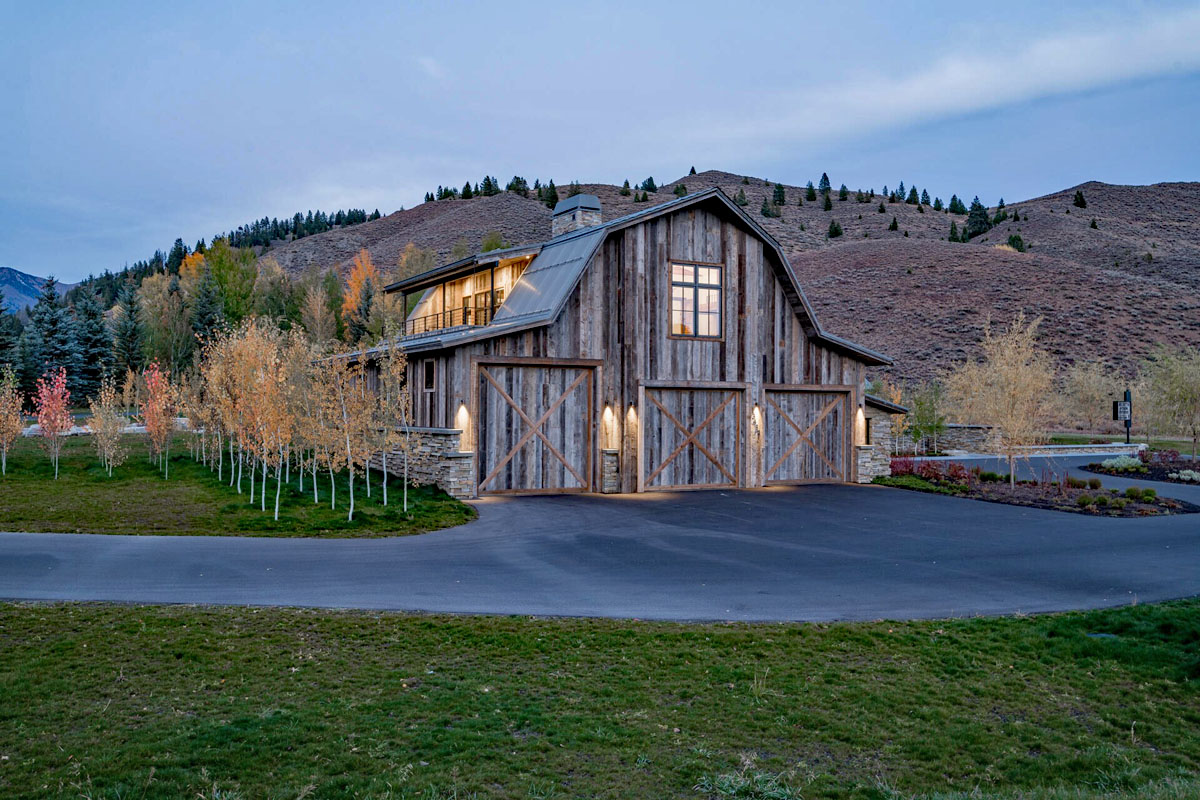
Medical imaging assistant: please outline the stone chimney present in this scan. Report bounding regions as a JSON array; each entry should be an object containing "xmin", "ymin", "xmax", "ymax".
[{"xmin": 551, "ymin": 194, "xmax": 602, "ymax": 237}]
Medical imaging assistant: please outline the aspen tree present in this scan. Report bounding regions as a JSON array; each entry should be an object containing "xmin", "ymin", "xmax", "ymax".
[
  {"xmin": 87, "ymin": 375, "xmax": 127, "ymax": 476},
  {"xmin": 0, "ymin": 366, "xmax": 22, "ymax": 476},
  {"xmin": 34, "ymin": 367, "xmax": 72, "ymax": 479}
]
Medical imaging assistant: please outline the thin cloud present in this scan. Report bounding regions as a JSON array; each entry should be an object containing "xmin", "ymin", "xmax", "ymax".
[
  {"xmin": 692, "ymin": 7, "xmax": 1200, "ymax": 155},
  {"xmin": 415, "ymin": 56, "xmax": 445, "ymax": 81}
]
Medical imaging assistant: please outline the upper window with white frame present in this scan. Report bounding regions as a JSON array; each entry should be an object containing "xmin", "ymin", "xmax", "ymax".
[{"xmin": 670, "ymin": 262, "xmax": 722, "ymax": 339}]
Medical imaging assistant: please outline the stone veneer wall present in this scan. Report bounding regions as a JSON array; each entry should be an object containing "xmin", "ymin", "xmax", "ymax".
[
  {"xmin": 857, "ymin": 415, "xmax": 894, "ymax": 483},
  {"xmin": 601, "ymin": 449, "xmax": 620, "ymax": 493},
  {"xmin": 369, "ymin": 427, "xmax": 475, "ymax": 499}
]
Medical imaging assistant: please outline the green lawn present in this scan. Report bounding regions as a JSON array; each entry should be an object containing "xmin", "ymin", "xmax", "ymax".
[
  {"xmin": 0, "ymin": 601, "xmax": 1197, "ymax": 799},
  {"xmin": 0, "ymin": 434, "xmax": 474, "ymax": 537}
]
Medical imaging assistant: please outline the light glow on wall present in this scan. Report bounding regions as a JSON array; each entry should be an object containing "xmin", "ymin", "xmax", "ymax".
[
  {"xmin": 455, "ymin": 402, "xmax": 472, "ymax": 451},
  {"xmin": 602, "ymin": 405, "xmax": 616, "ymax": 449}
]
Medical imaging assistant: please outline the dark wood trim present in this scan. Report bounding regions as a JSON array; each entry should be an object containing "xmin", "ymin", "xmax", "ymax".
[
  {"xmin": 764, "ymin": 383, "xmax": 856, "ymax": 393},
  {"xmin": 642, "ymin": 379, "xmax": 749, "ymax": 390},
  {"xmin": 472, "ymin": 356, "xmax": 604, "ymax": 368}
]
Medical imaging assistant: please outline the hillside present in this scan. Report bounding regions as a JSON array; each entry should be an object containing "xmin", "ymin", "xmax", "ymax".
[
  {"xmin": 254, "ymin": 171, "xmax": 1200, "ymax": 380},
  {"xmin": 0, "ymin": 267, "xmax": 72, "ymax": 314}
]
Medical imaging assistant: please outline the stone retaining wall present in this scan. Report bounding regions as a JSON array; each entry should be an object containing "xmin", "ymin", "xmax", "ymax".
[
  {"xmin": 601, "ymin": 449, "xmax": 620, "ymax": 493},
  {"xmin": 858, "ymin": 415, "xmax": 894, "ymax": 483},
  {"xmin": 369, "ymin": 427, "xmax": 475, "ymax": 499}
]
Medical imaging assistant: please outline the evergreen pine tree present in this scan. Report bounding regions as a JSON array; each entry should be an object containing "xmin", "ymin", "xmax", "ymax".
[
  {"xmin": 818, "ymin": 173, "xmax": 831, "ymax": 194},
  {"xmin": 827, "ymin": 220, "xmax": 843, "ymax": 238},
  {"xmin": 347, "ymin": 278, "xmax": 374, "ymax": 344},
  {"xmin": 461, "ymin": 182, "xmax": 474, "ymax": 199},
  {"xmin": 689, "ymin": 166, "xmax": 697, "ymax": 175},
  {"xmin": 1090, "ymin": 218, "xmax": 1098, "ymax": 229},
  {"xmin": 823, "ymin": 193, "xmax": 832, "ymax": 211},
  {"xmin": 878, "ymin": 201, "xmax": 887, "ymax": 213},
  {"xmin": 888, "ymin": 216, "xmax": 899, "ymax": 231},
  {"xmin": 543, "ymin": 180, "xmax": 559, "ymax": 208},
  {"xmin": 506, "ymin": 176, "xmax": 529, "ymax": 196},
  {"xmin": 805, "ymin": 182, "xmax": 817, "ymax": 201},
  {"xmin": 772, "ymin": 183, "xmax": 786, "ymax": 205},
  {"xmin": 838, "ymin": 184, "xmax": 849, "ymax": 201},
  {"xmin": 933, "ymin": 197, "xmax": 944, "ymax": 211},
  {"xmin": 948, "ymin": 195, "xmax": 968, "ymax": 215},
  {"xmin": 966, "ymin": 196, "xmax": 991, "ymax": 238},
  {"xmin": 920, "ymin": 189, "xmax": 931, "ymax": 206},
  {"xmin": 0, "ymin": 291, "xmax": 19, "ymax": 369},
  {"xmin": 641, "ymin": 177, "xmax": 657, "ymax": 192},
  {"xmin": 71, "ymin": 291, "xmax": 110, "ymax": 398},
  {"xmin": 949, "ymin": 220, "xmax": 960, "ymax": 242},
  {"xmin": 190, "ymin": 268, "xmax": 225, "ymax": 340},
  {"xmin": 28, "ymin": 277, "xmax": 79, "ymax": 387},
  {"xmin": 733, "ymin": 188, "xmax": 748, "ymax": 206},
  {"xmin": 166, "ymin": 238, "xmax": 188, "ymax": 273},
  {"xmin": 674, "ymin": 184, "xmax": 687, "ymax": 197},
  {"xmin": 906, "ymin": 187, "xmax": 919, "ymax": 205},
  {"xmin": 1073, "ymin": 190, "xmax": 1087, "ymax": 208},
  {"xmin": 111, "ymin": 280, "xmax": 145, "ymax": 376},
  {"xmin": 619, "ymin": 179, "xmax": 632, "ymax": 196}
]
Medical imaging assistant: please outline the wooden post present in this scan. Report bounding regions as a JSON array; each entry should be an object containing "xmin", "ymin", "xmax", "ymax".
[{"xmin": 490, "ymin": 263, "xmax": 496, "ymax": 323}]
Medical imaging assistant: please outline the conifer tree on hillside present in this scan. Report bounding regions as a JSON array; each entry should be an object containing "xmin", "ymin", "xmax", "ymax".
[
  {"xmin": 1073, "ymin": 190, "xmax": 1087, "ymax": 209},
  {"xmin": 823, "ymin": 193, "xmax": 833, "ymax": 211},
  {"xmin": 906, "ymin": 187, "xmax": 919, "ymax": 205},
  {"xmin": 966, "ymin": 196, "xmax": 992, "ymax": 239},
  {"xmin": 461, "ymin": 182, "xmax": 474, "ymax": 199},
  {"xmin": 191, "ymin": 268, "xmax": 225, "ymax": 341},
  {"xmin": 689, "ymin": 166, "xmax": 697, "ymax": 175},
  {"xmin": 772, "ymin": 183, "xmax": 786, "ymax": 205},
  {"xmin": 878, "ymin": 201, "xmax": 887, "ymax": 213},
  {"xmin": 733, "ymin": 188, "xmax": 748, "ymax": 206},
  {"xmin": 619, "ymin": 179, "xmax": 632, "ymax": 196},
  {"xmin": 0, "ymin": 291, "xmax": 19, "ymax": 368},
  {"xmin": 166, "ymin": 238, "xmax": 189, "ymax": 273},
  {"xmin": 72, "ymin": 291, "xmax": 110, "ymax": 399},
  {"xmin": 806, "ymin": 182, "xmax": 817, "ymax": 201},
  {"xmin": 949, "ymin": 220, "xmax": 960, "ymax": 242},
  {"xmin": 933, "ymin": 197, "xmax": 944, "ymax": 211},
  {"xmin": 28, "ymin": 277, "xmax": 79, "ymax": 390},
  {"xmin": 543, "ymin": 180, "xmax": 559, "ymax": 208},
  {"xmin": 827, "ymin": 220, "xmax": 843, "ymax": 238},
  {"xmin": 838, "ymin": 184, "xmax": 848, "ymax": 201},
  {"xmin": 920, "ymin": 189, "xmax": 931, "ymax": 206},
  {"xmin": 818, "ymin": 173, "xmax": 831, "ymax": 194},
  {"xmin": 640, "ymin": 177, "xmax": 657, "ymax": 193},
  {"xmin": 505, "ymin": 176, "xmax": 529, "ymax": 196},
  {"xmin": 111, "ymin": 280, "xmax": 145, "ymax": 377},
  {"xmin": 888, "ymin": 216, "xmax": 899, "ymax": 231},
  {"xmin": 948, "ymin": 195, "xmax": 968, "ymax": 215},
  {"xmin": 674, "ymin": 184, "xmax": 687, "ymax": 197}
]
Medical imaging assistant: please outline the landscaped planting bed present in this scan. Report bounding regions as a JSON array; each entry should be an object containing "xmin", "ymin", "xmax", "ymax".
[
  {"xmin": 874, "ymin": 458, "xmax": 1200, "ymax": 516},
  {"xmin": 1083, "ymin": 450, "xmax": 1200, "ymax": 486}
]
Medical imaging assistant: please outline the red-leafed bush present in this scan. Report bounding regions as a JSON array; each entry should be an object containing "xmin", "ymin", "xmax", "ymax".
[
  {"xmin": 916, "ymin": 460, "xmax": 944, "ymax": 481},
  {"xmin": 945, "ymin": 462, "xmax": 970, "ymax": 483},
  {"xmin": 1153, "ymin": 449, "xmax": 1181, "ymax": 464},
  {"xmin": 1138, "ymin": 449, "xmax": 1151, "ymax": 464},
  {"xmin": 890, "ymin": 456, "xmax": 916, "ymax": 476}
]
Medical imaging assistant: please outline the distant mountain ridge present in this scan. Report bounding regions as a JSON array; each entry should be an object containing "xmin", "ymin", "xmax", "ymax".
[{"xmin": 0, "ymin": 267, "xmax": 73, "ymax": 314}]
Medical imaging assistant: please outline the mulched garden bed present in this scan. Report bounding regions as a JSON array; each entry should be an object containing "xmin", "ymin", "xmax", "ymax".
[
  {"xmin": 1081, "ymin": 451, "xmax": 1200, "ymax": 486},
  {"xmin": 876, "ymin": 459, "xmax": 1200, "ymax": 517}
]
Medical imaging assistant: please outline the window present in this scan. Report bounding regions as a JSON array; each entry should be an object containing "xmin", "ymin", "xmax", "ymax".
[
  {"xmin": 863, "ymin": 416, "xmax": 872, "ymax": 445},
  {"xmin": 670, "ymin": 262, "xmax": 722, "ymax": 338},
  {"xmin": 422, "ymin": 360, "xmax": 436, "ymax": 392}
]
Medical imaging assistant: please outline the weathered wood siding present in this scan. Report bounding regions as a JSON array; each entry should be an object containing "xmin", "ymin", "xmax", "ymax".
[{"xmin": 404, "ymin": 203, "xmax": 870, "ymax": 491}]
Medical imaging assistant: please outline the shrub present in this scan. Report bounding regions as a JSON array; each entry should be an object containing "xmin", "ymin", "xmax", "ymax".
[
  {"xmin": 1066, "ymin": 476, "xmax": 1087, "ymax": 489},
  {"xmin": 1007, "ymin": 234, "xmax": 1026, "ymax": 252},
  {"xmin": 916, "ymin": 461, "xmax": 944, "ymax": 481},
  {"xmin": 1101, "ymin": 455, "xmax": 1147, "ymax": 473},
  {"xmin": 1094, "ymin": 494, "xmax": 1109, "ymax": 507},
  {"xmin": 1152, "ymin": 449, "xmax": 1181, "ymax": 464},
  {"xmin": 1168, "ymin": 469, "xmax": 1200, "ymax": 483},
  {"xmin": 945, "ymin": 462, "xmax": 970, "ymax": 483},
  {"xmin": 827, "ymin": 220, "xmax": 843, "ymax": 238},
  {"xmin": 1087, "ymin": 477, "xmax": 1102, "ymax": 490},
  {"xmin": 1125, "ymin": 487, "xmax": 1144, "ymax": 501},
  {"xmin": 1077, "ymin": 494, "xmax": 1093, "ymax": 507},
  {"xmin": 890, "ymin": 456, "xmax": 916, "ymax": 476},
  {"xmin": 979, "ymin": 471, "xmax": 1003, "ymax": 483},
  {"xmin": 1112, "ymin": 497, "xmax": 1128, "ymax": 510},
  {"xmin": 1142, "ymin": 488, "xmax": 1157, "ymax": 501}
]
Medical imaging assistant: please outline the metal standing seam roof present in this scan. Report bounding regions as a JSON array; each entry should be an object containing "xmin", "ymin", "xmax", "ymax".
[{"xmin": 364, "ymin": 188, "xmax": 892, "ymax": 365}]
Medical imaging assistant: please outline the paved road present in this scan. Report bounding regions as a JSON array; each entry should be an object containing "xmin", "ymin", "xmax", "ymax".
[{"xmin": 1, "ymin": 455, "xmax": 1197, "ymax": 622}]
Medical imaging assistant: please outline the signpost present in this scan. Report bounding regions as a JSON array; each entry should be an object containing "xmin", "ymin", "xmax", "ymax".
[{"xmin": 1112, "ymin": 389, "xmax": 1132, "ymax": 445}]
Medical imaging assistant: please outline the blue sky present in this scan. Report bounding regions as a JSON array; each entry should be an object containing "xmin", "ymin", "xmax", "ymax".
[{"xmin": 2, "ymin": 0, "xmax": 1199, "ymax": 282}]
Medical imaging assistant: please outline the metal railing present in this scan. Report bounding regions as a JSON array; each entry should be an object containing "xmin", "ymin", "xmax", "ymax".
[{"xmin": 403, "ymin": 305, "xmax": 494, "ymax": 337}]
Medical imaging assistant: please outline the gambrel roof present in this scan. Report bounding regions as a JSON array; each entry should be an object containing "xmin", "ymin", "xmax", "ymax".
[{"xmin": 368, "ymin": 188, "xmax": 891, "ymax": 365}]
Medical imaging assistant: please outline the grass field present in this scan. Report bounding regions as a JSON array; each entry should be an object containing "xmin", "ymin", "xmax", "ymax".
[
  {"xmin": 0, "ymin": 433, "xmax": 474, "ymax": 537},
  {"xmin": 0, "ymin": 601, "xmax": 1197, "ymax": 799}
]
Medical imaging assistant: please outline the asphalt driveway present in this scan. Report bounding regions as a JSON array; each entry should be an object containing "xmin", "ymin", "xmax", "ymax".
[{"xmin": 1, "ymin": 455, "xmax": 1197, "ymax": 622}]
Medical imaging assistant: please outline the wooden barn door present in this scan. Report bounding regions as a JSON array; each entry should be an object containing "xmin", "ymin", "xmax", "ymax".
[
  {"xmin": 762, "ymin": 387, "xmax": 850, "ymax": 484},
  {"xmin": 476, "ymin": 361, "xmax": 596, "ymax": 495},
  {"xmin": 640, "ymin": 385, "xmax": 742, "ymax": 491}
]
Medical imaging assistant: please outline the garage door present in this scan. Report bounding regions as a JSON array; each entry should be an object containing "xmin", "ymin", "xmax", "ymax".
[
  {"xmin": 641, "ymin": 386, "xmax": 742, "ymax": 490},
  {"xmin": 762, "ymin": 388, "xmax": 849, "ymax": 483},
  {"xmin": 476, "ymin": 362, "xmax": 595, "ymax": 494}
]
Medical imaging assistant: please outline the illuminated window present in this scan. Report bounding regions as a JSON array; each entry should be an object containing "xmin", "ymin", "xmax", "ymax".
[{"xmin": 670, "ymin": 263, "xmax": 722, "ymax": 338}]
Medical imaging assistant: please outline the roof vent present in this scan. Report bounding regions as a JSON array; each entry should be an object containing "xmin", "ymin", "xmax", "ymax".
[{"xmin": 551, "ymin": 194, "xmax": 602, "ymax": 237}]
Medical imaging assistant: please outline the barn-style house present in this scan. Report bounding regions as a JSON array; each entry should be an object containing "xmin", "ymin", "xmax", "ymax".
[{"xmin": 359, "ymin": 188, "xmax": 899, "ymax": 497}]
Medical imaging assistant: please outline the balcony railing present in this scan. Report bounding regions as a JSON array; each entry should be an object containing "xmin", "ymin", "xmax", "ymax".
[{"xmin": 403, "ymin": 305, "xmax": 495, "ymax": 337}]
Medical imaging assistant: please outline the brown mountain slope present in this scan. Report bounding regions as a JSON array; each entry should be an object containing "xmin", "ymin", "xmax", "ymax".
[{"xmin": 257, "ymin": 170, "xmax": 1200, "ymax": 380}]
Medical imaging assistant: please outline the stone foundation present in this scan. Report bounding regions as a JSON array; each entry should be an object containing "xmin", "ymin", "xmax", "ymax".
[
  {"xmin": 370, "ymin": 427, "xmax": 475, "ymax": 499},
  {"xmin": 601, "ymin": 449, "xmax": 620, "ymax": 493},
  {"xmin": 857, "ymin": 415, "xmax": 894, "ymax": 483}
]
